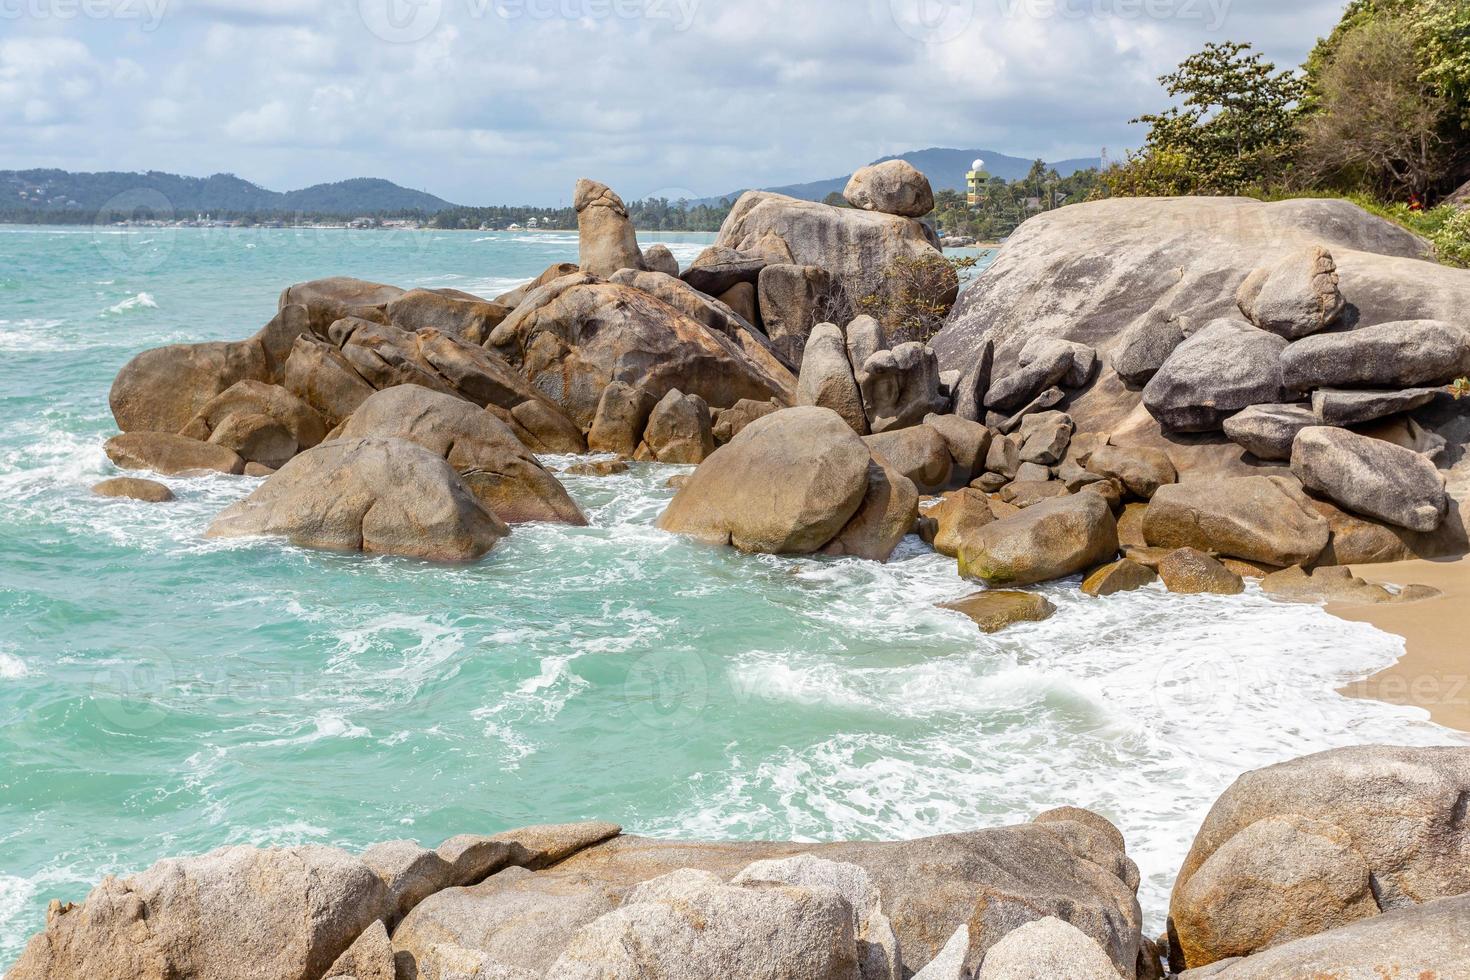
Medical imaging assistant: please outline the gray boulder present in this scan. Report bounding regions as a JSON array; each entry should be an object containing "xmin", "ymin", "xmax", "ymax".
[
  {"xmin": 845, "ymin": 315, "xmax": 886, "ymax": 374},
  {"xmin": 858, "ymin": 342, "xmax": 947, "ymax": 433},
  {"xmin": 1143, "ymin": 319, "xmax": 1287, "ymax": 432},
  {"xmin": 984, "ymin": 338, "xmax": 1073, "ymax": 412},
  {"xmin": 1309, "ymin": 387, "xmax": 1441, "ymax": 426},
  {"xmin": 587, "ymin": 381, "xmax": 657, "ymax": 457},
  {"xmin": 1143, "ymin": 477, "xmax": 1329, "ymax": 566},
  {"xmin": 976, "ymin": 917, "xmax": 1120, "ymax": 980},
  {"xmin": 863, "ymin": 425, "xmax": 953, "ymax": 492},
  {"xmin": 657, "ymin": 407, "xmax": 871, "ymax": 554},
  {"xmin": 5, "ymin": 845, "xmax": 390, "ymax": 980},
  {"xmin": 843, "ymin": 160, "xmax": 935, "ymax": 218},
  {"xmin": 205, "ymin": 437, "xmax": 508, "ymax": 561},
  {"xmin": 1237, "ymin": 246, "xmax": 1345, "ymax": 339},
  {"xmin": 321, "ymin": 920, "xmax": 394, "ymax": 980},
  {"xmin": 958, "ymin": 492, "xmax": 1119, "ymax": 587},
  {"xmin": 1290, "ymin": 426, "xmax": 1447, "ymax": 532},
  {"xmin": 798, "ymin": 322, "xmax": 869, "ymax": 435},
  {"xmin": 575, "ymin": 178, "xmax": 645, "ymax": 277},
  {"xmin": 1112, "ymin": 309, "xmax": 1185, "ymax": 387},
  {"xmin": 952, "ymin": 338, "xmax": 994, "ymax": 422},
  {"xmin": 1281, "ymin": 318, "xmax": 1470, "ymax": 391},
  {"xmin": 334, "ymin": 386, "xmax": 585, "ymax": 526},
  {"xmin": 758, "ymin": 264, "xmax": 839, "ymax": 366},
  {"xmin": 1017, "ymin": 411, "xmax": 1073, "ymax": 466},
  {"xmin": 277, "ymin": 277, "xmax": 404, "ymax": 337},
  {"xmin": 1221, "ymin": 404, "xmax": 1318, "ymax": 461},
  {"xmin": 1169, "ymin": 745, "xmax": 1470, "ymax": 971}
]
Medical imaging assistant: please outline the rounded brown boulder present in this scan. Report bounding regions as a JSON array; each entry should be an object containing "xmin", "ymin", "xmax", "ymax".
[
  {"xmin": 104, "ymin": 432, "xmax": 245, "ymax": 477},
  {"xmin": 92, "ymin": 477, "xmax": 175, "ymax": 503},
  {"xmin": 656, "ymin": 406, "xmax": 871, "ymax": 555},
  {"xmin": 1158, "ymin": 548, "xmax": 1245, "ymax": 595},
  {"xmin": 205, "ymin": 437, "xmax": 508, "ymax": 561},
  {"xmin": 957, "ymin": 493, "xmax": 1119, "ymax": 587}
]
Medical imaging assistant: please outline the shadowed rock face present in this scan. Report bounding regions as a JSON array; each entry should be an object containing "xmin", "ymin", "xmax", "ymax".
[{"xmin": 931, "ymin": 196, "xmax": 1470, "ymax": 482}]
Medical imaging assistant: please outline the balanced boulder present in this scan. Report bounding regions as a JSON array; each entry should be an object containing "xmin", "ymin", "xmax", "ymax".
[
  {"xmin": 958, "ymin": 493, "xmax": 1119, "ymax": 587},
  {"xmin": 844, "ymin": 160, "xmax": 935, "ymax": 218},
  {"xmin": 206, "ymin": 437, "xmax": 508, "ymax": 561},
  {"xmin": 575, "ymin": 178, "xmax": 645, "ymax": 277},
  {"xmin": 1143, "ymin": 477, "xmax": 1329, "ymax": 567},
  {"xmin": 1236, "ymin": 246, "xmax": 1345, "ymax": 340},
  {"xmin": 1290, "ymin": 426, "xmax": 1447, "ymax": 532},
  {"xmin": 681, "ymin": 245, "xmax": 768, "ymax": 296},
  {"xmin": 333, "ymin": 386, "xmax": 585, "ymax": 525}
]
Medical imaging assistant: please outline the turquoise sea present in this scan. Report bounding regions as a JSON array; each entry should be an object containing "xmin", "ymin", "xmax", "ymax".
[{"xmin": 0, "ymin": 225, "xmax": 1460, "ymax": 961}]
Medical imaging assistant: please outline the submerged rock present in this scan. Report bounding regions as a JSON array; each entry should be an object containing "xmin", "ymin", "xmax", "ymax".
[
  {"xmin": 939, "ymin": 590, "xmax": 1057, "ymax": 633},
  {"xmin": 1081, "ymin": 558, "xmax": 1157, "ymax": 597},
  {"xmin": 91, "ymin": 476, "xmax": 175, "ymax": 503},
  {"xmin": 104, "ymin": 431, "xmax": 245, "ymax": 477}
]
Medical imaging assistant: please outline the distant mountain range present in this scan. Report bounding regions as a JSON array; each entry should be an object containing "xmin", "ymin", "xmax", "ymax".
[
  {"xmin": 695, "ymin": 147, "xmax": 1102, "ymax": 206},
  {"xmin": 1, "ymin": 169, "xmax": 455, "ymax": 216}
]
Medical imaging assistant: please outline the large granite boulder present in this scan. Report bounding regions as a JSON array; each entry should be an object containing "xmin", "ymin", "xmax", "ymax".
[
  {"xmin": 487, "ymin": 275, "xmax": 796, "ymax": 430},
  {"xmin": 975, "ymin": 916, "xmax": 1120, "ymax": 980},
  {"xmin": 205, "ymin": 437, "xmax": 508, "ymax": 561},
  {"xmin": 104, "ymin": 431, "xmax": 245, "ymax": 477},
  {"xmin": 857, "ymin": 342, "xmax": 946, "ymax": 433},
  {"xmin": 958, "ymin": 492, "xmax": 1119, "ymax": 587},
  {"xmin": 1290, "ymin": 426, "xmax": 1447, "ymax": 532},
  {"xmin": 681, "ymin": 245, "xmax": 769, "ymax": 296},
  {"xmin": 924, "ymin": 413, "xmax": 992, "ymax": 482},
  {"xmin": 863, "ymin": 424, "xmax": 953, "ymax": 492},
  {"xmin": 282, "ymin": 335, "xmax": 377, "ymax": 427},
  {"xmin": 797, "ymin": 322, "xmax": 869, "ymax": 434},
  {"xmin": 656, "ymin": 407, "xmax": 871, "ymax": 554},
  {"xmin": 386, "ymin": 288, "xmax": 511, "ymax": 345},
  {"xmin": 1110, "ymin": 309, "xmax": 1185, "ymax": 388},
  {"xmin": 109, "ymin": 305, "xmax": 312, "ymax": 433},
  {"xmin": 1142, "ymin": 477, "xmax": 1329, "ymax": 566},
  {"xmin": 1082, "ymin": 444, "xmax": 1176, "ymax": 499},
  {"xmin": 714, "ymin": 191, "xmax": 951, "ymax": 328},
  {"xmin": 392, "ymin": 824, "xmax": 1143, "ymax": 979},
  {"xmin": 333, "ymin": 386, "xmax": 585, "ymax": 525},
  {"xmin": 1142, "ymin": 319, "xmax": 1287, "ymax": 432},
  {"xmin": 607, "ymin": 268, "xmax": 779, "ymax": 373},
  {"xmin": 642, "ymin": 243, "xmax": 679, "ymax": 277},
  {"xmin": 6, "ymin": 845, "xmax": 390, "ymax": 980},
  {"xmin": 931, "ymin": 196, "xmax": 1470, "ymax": 482},
  {"xmin": 1236, "ymin": 246, "xmax": 1345, "ymax": 339},
  {"xmin": 642, "ymin": 389, "xmax": 715, "ymax": 464},
  {"xmin": 821, "ymin": 455, "xmax": 919, "ymax": 562},
  {"xmin": 758, "ymin": 263, "xmax": 838, "ymax": 366},
  {"xmin": 178, "ymin": 379, "xmax": 327, "ymax": 469},
  {"xmin": 575, "ymin": 178, "xmax": 645, "ymax": 277},
  {"xmin": 844, "ymin": 160, "xmax": 935, "ymax": 218},
  {"xmin": 1280, "ymin": 318, "xmax": 1470, "ymax": 392},
  {"xmin": 1168, "ymin": 745, "xmax": 1470, "ymax": 971},
  {"xmin": 1196, "ymin": 894, "xmax": 1470, "ymax": 980},
  {"xmin": 587, "ymin": 381, "xmax": 657, "ymax": 457}
]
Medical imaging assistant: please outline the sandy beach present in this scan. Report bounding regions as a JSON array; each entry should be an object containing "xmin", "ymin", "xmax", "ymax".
[{"xmin": 1334, "ymin": 555, "xmax": 1470, "ymax": 733}]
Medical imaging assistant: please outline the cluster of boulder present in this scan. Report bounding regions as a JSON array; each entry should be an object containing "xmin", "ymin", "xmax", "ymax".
[{"xmin": 9, "ymin": 744, "xmax": 1469, "ymax": 979}]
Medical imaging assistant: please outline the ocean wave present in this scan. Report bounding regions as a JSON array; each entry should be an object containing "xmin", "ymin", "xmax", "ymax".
[
  {"xmin": 104, "ymin": 292, "xmax": 158, "ymax": 315},
  {"xmin": 0, "ymin": 652, "xmax": 28, "ymax": 680}
]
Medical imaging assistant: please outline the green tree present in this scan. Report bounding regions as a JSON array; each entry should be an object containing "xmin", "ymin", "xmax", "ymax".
[{"xmin": 1113, "ymin": 41, "xmax": 1305, "ymax": 195}]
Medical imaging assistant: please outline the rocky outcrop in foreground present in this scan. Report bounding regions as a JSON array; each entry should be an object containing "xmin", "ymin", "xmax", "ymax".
[{"xmin": 11, "ymin": 744, "xmax": 1468, "ymax": 980}]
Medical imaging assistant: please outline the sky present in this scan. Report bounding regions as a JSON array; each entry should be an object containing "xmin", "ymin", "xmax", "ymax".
[{"xmin": 2, "ymin": 0, "xmax": 1352, "ymax": 205}]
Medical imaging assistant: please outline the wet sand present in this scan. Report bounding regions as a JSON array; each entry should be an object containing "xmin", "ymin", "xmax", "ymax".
[{"xmin": 1333, "ymin": 555, "xmax": 1470, "ymax": 732}]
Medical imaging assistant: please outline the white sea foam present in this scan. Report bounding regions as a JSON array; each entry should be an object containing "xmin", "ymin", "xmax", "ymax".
[
  {"xmin": 105, "ymin": 292, "xmax": 158, "ymax": 315},
  {"xmin": 0, "ymin": 653, "xmax": 28, "ymax": 680}
]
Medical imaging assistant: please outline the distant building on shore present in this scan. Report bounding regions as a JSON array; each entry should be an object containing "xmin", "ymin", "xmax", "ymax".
[{"xmin": 966, "ymin": 159, "xmax": 990, "ymax": 206}]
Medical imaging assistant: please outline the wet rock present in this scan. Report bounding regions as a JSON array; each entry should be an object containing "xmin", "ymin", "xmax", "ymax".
[
  {"xmin": 1290, "ymin": 426, "xmax": 1447, "ymax": 532},
  {"xmin": 104, "ymin": 432, "xmax": 245, "ymax": 477},
  {"xmin": 565, "ymin": 459, "xmax": 629, "ymax": 477},
  {"xmin": 1143, "ymin": 319, "xmax": 1287, "ymax": 432},
  {"xmin": 657, "ymin": 407, "xmax": 870, "ymax": 554},
  {"xmin": 643, "ymin": 389, "xmax": 715, "ymax": 464},
  {"xmin": 1221, "ymin": 404, "xmax": 1317, "ymax": 462},
  {"xmin": 958, "ymin": 493, "xmax": 1119, "ymax": 587},
  {"xmin": 587, "ymin": 381, "xmax": 657, "ymax": 458},
  {"xmin": 1280, "ymin": 319, "xmax": 1470, "ymax": 392},
  {"xmin": 1168, "ymin": 745, "xmax": 1470, "ymax": 971},
  {"xmin": 334, "ymin": 386, "xmax": 585, "ymax": 526},
  {"xmin": 1259, "ymin": 565, "xmax": 1394, "ymax": 604},
  {"xmin": 205, "ymin": 437, "xmax": 507, "ymax": 561},
  {"xmin": 844, "ymin": 159, "xmax": 935, "ymax": 217},
  {"xmin": 939, "ymin": 591, "xmax": 1057, "ymax": 634},
  {"xmin": 91, "ymin": 476, "xmax": 174, "ymax": 502},
  {"xmin": 1143, "ymin": 477, "xmax": 1329, "ymax": 567},
  {"xmin": 925, "ymin": 488, "xmax": 997, "ymax": 558},
  {"xmin": 1158, "ymin": 548, "xmax": 1245, "ymax": 595},
  {"xmin": 575, "ymin": 178, "xmax": 645, "ymax": 277},
  {"xmin": 1081, "ymin": 558, "xmax": 1157, "ymax": 597},
  {"xmin": 1237, "ymin": 246, "xmax": 1345, "ymax": 340},
  {"xmin": 798, "ymin": 322, "xmax": 869, "ymax": 434}
]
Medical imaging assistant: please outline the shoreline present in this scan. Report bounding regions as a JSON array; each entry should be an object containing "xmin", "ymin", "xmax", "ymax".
[{"xmin": 1331, "ymin": 555, "xmax": 1470, "ymax": 733}]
